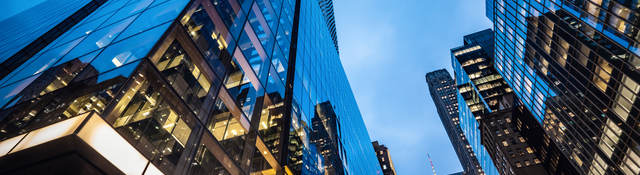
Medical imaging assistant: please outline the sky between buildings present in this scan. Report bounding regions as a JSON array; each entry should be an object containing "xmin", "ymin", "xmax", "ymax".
[
  {"xmin": 1, "ymin": 0, "xmax": 493, "ymax": 174},
  {"xmin": 333, "ymin": 0, "xmax": 492, "ymax": 174}
]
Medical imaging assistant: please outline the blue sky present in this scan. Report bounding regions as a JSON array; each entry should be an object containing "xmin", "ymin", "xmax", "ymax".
[
  {"xmin": 333, "ymin": 0, "xmax": 491, "ymax": 174},
  {"xmin": 1, "ymin": 0, "xmax": 492, "ymax": 174}
]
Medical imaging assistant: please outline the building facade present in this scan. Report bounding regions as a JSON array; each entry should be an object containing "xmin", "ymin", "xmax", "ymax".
[
  {"xmin": 451, "ymin": 29, "xmax": 579, "ymax": 175},
  {"xmin": 0, "ymin": 0, "xmax": 381, "ymax": 174},
  {"xmin": 310, "ymin": 101, "xmax": 344, "ymax": 175},
  {"xmin": 426, "ymin": 69, "xmax": 483, "ymax": 175},
  {"xmin": 372, "ymin": 141, "xmax": 397, "ymax": 175},
  {"xmin": 488, "ymin": 0, "xmax": 640, "ymax": 174},
  {"xmin": 452, "ymin": 29, "xmax": 503, "ymax": 175}
]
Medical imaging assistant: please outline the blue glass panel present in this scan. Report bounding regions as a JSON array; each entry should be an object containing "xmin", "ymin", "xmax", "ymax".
[
  {"xmin": 256, "ymin": 0, "xmax": 280, "ymax": 34},
  {"xmin": 90, "ymin": 23, "xmax": 170, "ymax": 73},
  {"xmin": 85, "ymin": 0, "xmax": 130, "ymax": 22},
  {"xmin": 211, "ymin": 0, "xmax": 247, "ymax": 40},
  {"xmin": 97, "ymin": 60, "xmax": 140, "ymax": 83},
  {"xmin": 115, "ymin": 0, "xmax": 189, "ymax": 41},
  {"xmin": 55, "ymin": 49, "xmax": 102, "ymax": 67},
  {"xmin": 56, "ymin": 13, "xmax": 112, "ymax": 47},
  {"xmin": 100, "ymin": 0, "xmax": 154, "ymax": 28},
  {"xmin": 62, "ymin": 15, "xmax": 137, "ymax": 62},
  {"xmin": 238, "ymin": 33, "xmax": 270, "ymax": 86},
  {"xmin": 0, "ymin": 75, "xmax": 39, "ymax": 109},
  {"xmin": 0, "ymin": 37, "xmax": 84, "ymax": 86},
  {"xmin": 248, "ymin": 6, "xmax": 276, "ymax": 56},
  {"xmin": 270, "ymin": 46, "xmax": 287, "ymax": 82},
  {"xmin": 0, "ymin": 0, "xmax": 92, "ymax": 61},
  {"xmin": 266, "ymin": 65, "xmax": 285, "ymax": 99}
]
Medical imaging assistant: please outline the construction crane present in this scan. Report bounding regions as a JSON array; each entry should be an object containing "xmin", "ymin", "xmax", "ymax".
[{"xmin": 428, "ymin": 153, "xmax": 436, "ymax": 175}]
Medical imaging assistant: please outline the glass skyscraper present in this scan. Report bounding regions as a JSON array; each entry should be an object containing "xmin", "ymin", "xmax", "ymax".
[
  {"xmin": 426, "ymin": 69, "xmax": 483, "ymax": 175},
  {"xmin": 488, "ymin": 0, "xmax": 640, "ymax": 174},
  {"xmin": 451, "ymin": 29, "xmax": 505, "ymax": 175},
  {"xmin": 0, "ymin": 0, "xmax": 380, "ymax": 174},
  {"xmin": 450, "ymin": 29, "xmax": 580, "ymax": 175}
]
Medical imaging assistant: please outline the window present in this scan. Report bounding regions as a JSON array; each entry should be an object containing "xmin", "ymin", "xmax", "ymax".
[
  {"xmin": 110, "ymin": 70, "xmax": 195, "ymax": 173},
  {"xmin": 153, "ymin": 42, "xmax": 216, "ymax": 116},
  {"xmin": 208, "ymin": 98, "xmax": 247, "ymax": 162},
  {"xmin": 181, "ymin": 5, "xmax": 233, "ymax": 77},
  {"xmin": 620, "ymin": 143, "xmax": 640, "ymax": 175},
  {"xmin": 593, "ymin": 58, "xmax": 612, "ymax": 92},
  {"xmin": 190, "ymin": 144, "xmax": 230, "ymax": 175}
]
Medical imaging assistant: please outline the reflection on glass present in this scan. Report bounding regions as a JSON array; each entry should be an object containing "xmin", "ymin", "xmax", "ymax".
[
  {"xmin": 248, "ymin": 4, "xmax": 275, "ymax": 55},
  {"xmin": 90, "ymin": 22, "xmax": 170, "ymax": 73},
  {"xmin": 267, "ymin": 64, "xmax": 285, "ymax": 100},
  {"xmin": 38, "ymin": 59, "xmax": 91, "ymax": 96},
  {"xmin": 115, "ymin": 0, "xmax": 189, "ymax": 41},
  {"xmin": 63, "ymin": 15, "xmax": 137, "ymax": 62},
  {"xmin": 182, "ymin": 5, "xmax": 233, "ymax": 77},
  {"xmin": 0, "ymin": 61, "xmax": 126, "ymax": 141},
  {"xmin": 100, "ymin": 0, "xmax": 153, "ymax": 27},
  {"xmin": 224, "ymin": 57, "xmax": 258, "ymax": 118},
  {"xmin": 111, "ymin": 73, "xmax": 192, "ymax": 173},
  {"xmin": 154, "ymin": 42, "xmax": 214, "ymax": 116},
  {"xmin": 270, "ymin": 46, "xmax": 287, "ymax": 83},
  {"xmin": 190, "ymin": 144, "xmax": 231, "ymax": 175},
  {"xmin": 255, "ymin": 0, "xmax": 280, "ymax": 35},
  {"xmin": 207, "ymin": 98, "xmax": 246, "ymax": 163},
  {"xmin": 0, "ymin": 37, "xmax": 84, "ymax": 87},
  {"xmin": 258, "ymin": 101, "xmax": 284, "ymax": 157},
  {"xmin": 238, "ymin": 31, "xmax": 270, "ymax": 86},
  {"xmin": 251, "ymin": 148, "xmax": 274, "ymax": 175},
  {"xmin": 210, "ymin": 0, "xmax": 246, "ymax": 40}
]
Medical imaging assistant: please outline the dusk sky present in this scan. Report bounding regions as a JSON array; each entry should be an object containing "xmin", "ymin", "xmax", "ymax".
[
  {"xmin": 1, "ymin": 0, "xmax": 493, "ymax": 174},
  {"xmin": 333, "ymin": 0, "xmax": 491, "ymax": 174}
]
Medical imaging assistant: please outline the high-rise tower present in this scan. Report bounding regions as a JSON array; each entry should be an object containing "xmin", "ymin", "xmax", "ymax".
[
  {"xmin": 426, "ymin": 69, "xmax": 483, "ymax": 175},
  {"xmin": 0, "ymin": 0, "xmax": 380, "ymax": 174},
  {"xmin": 488, "ymin": 0, "xmax": 640, "ymax": 174},
  {"xmin": 451, "ymin": 29, "xmax": 577, "ymax": 175}
]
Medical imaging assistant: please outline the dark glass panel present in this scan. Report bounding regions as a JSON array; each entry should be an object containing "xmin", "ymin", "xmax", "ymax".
[
  {"xmin": 190, "ymin": 144, "xmax": 231, "ymax": 175},
  {"xmin": 111, "ymin": 71, "xmax": 194, "ymax": 173},
  {"xmin": 182, "ymin": 5, "xmax": 235, "ymax": 77},
  {"xmin": 207, "ymin": 98, "xmax": 246, "ymax": 163},
  {"xmin": 0, "ymin": 37, "xmax": 84, "ymax": 87},
  {"xmin": 153, "ymin": 42, "xmax": 217, "ymax": 117}
]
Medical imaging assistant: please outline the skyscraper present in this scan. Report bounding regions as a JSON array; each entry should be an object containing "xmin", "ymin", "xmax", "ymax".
[
  {"xmin": 488, "ymin": 0, "xmax": 640, "ymax": 174},
  {"xmin": 310, "ymin": 101, "xmax": 344, "ymax": 175},
  {"xmin": 0, "ymin": 0, "xmax": 380, "ymax": 174},
  {"xmin": 426, "ymin": 69, "xmax": 483, "ymax": 175},
  {"xmin": 451, "ymin": 29, "xmax": 503, "ymax": 175},
  {"xmin": 451, "ymin": 29, "xmax": 578, "ymax": 175},
  {"xmin": 372, "ymin": 141, "xmax": 397, "ymax": 175}
]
